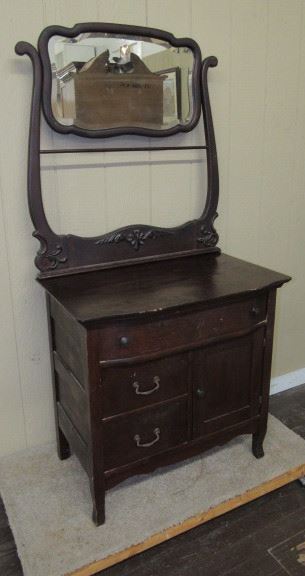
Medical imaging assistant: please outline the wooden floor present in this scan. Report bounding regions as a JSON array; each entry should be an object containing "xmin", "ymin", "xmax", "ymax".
[{"xmin": 2, "ymin": 384, "xmax": 305, "ymax": 576}]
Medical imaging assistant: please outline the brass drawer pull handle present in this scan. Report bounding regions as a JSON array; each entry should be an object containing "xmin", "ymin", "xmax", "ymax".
[
  {"xmin": 133, "ymin": 376, "xmax": 160, "ymax": 395},
  {"xmin": 134, "ymin": 427, "xmax": 160, "ymax": 448}
]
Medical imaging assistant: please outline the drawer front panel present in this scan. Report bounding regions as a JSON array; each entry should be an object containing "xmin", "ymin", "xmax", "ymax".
[
  {"xmin": 98, "ymin": 294, "xmax": 267, "ymax": 360},
  {"xmin": 101, "ymin": 353, "xmax": 188, "ymax": 418},
  {"xmin": 103, "ymin": 398, "xmax": 188, "ymax": 470}
]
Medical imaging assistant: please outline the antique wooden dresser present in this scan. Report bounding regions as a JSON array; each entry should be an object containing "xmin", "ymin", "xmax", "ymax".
[{"xmin": 16, "ymin": 22, "xmax": 290, "ymax": 525}]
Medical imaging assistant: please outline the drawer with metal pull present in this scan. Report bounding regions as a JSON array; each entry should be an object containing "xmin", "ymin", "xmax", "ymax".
[
  {"xmin": 102, "ymin": 397, "xmax": 188, "ymax": 471},
  {"xmin": 100, "ymin": 353, "xmax": 188, "ymax": 418},
  {"xmin": 97, "ymin": 294, "xmax": 267, "ymax": 362}
]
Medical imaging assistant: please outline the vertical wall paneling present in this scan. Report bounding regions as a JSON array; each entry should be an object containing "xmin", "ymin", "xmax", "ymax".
[
  {"xmin": 268, "ymin": 1, "xmax": 305, "ymax": 376},
  {"xmin": 41, "ymin": 120, "xmax": 62, "ymax": 235},
  {"xmin": 43, "ymin": 153, "xmax": 108, "ymax": 236},
  {"xmin": 0, "ymin": 174, "xmax": 26, "ymax": 455},
  {"xmin": 190, "ymin": 153, "xmax": 207, "ymax": 219},
  {"xmin": 226, "ymin": 0, "xmax": 267, "ymax": 262},
  {"xmin": 43, "ymin": 0, "xmax": 106, "ymax": 237},
  {"xmin": 105, "ymin": 152, "xmax": 151, "ymax": 232},
  {"xmin": 97, "ymin": 0, "xmax": 146, "ymax": 26},
  {"xmin": 147, "ymin": 0, "xmax": 197, "ymax": 227},
  {"xmin": 97, "ymin": 1, "xmax": 150, "ymax": 234},
  {"xmin": 0, "ymin": 1, "xmax": 55, "ymax": 451},
  {"xmin": 192, "ymin": 0, "xmax": 233, "ymax": 250},
  {"xmin": 284, "ymin": 1, "xmax": 305, "ymax": 373},
  {"xmin": 258, "ymin": 1, "xmax": 302, "ymax": 270},
  {"xmin": 43, "ymin": 0, "xmax": 99, "ymax": 24},
  {"xmin": 258, "ymin": 0, "xmax": 303, "ymax": 376}
]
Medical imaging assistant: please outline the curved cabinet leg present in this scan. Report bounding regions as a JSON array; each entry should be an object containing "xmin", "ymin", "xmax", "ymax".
[
  {"xmin": 252, "ymin": 431, "xmax": 265, "ymax": 459},
  {"xmin": 92, "ymin": 501, "xmax": 105, "ymax": 526},
  {"xmin": 57, "ymin": 426, "xmax": 71, "ymax": 460},
  {"xmin": 90, "ymin": 475, "xmax": 105, "ymax": 526}
]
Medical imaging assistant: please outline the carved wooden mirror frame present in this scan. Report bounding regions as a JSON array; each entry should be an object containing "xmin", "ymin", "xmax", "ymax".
[
  {"xmin": 39, "ymin": 23, "xmax": 203, "ymax": 138},
  {"xmin": 15, "ymin": 23, "xmax": 220, "ymax": 279}
]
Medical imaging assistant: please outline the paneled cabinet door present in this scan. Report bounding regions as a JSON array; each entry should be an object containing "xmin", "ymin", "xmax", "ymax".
[{"xmin": 192, "ymin": 328, "xmax": 265, "ymax": 437}]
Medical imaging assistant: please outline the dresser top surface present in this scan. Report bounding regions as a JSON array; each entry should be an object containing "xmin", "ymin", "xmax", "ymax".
[{"xmin": 39, "ymin": 253, "xmax": 290, "ymax": 324}]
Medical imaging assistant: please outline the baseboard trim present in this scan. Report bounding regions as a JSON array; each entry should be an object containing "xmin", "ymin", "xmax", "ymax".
[{"xmin": 270, "ymin": 368, "xmax": 305, "ymax": 396}]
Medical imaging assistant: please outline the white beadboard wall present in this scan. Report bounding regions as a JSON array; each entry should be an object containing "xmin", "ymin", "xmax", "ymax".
[{"xmin": 0, "ymin": 0, "xmax": 305, "ymax": 456}]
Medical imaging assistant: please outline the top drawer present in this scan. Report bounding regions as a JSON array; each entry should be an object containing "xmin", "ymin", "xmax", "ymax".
[{"xmin": 98, "ymin": 293, "xmax": 267, "ymax": 361}]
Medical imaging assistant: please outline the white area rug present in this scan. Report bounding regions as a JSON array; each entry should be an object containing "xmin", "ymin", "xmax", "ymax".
[{"xmin": 1, "ymin": 415, "xmax": 305, "ymax": 576}]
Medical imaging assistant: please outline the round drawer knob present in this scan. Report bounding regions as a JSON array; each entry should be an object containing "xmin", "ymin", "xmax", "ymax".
[
  {"xmin": 250, "ymin": 306, "xmax": 260, "ymax": 317},
  {"xmin": 196, "ymin": 388, "xmax": 206, "ymax": 398},
  {"xmin": 119, "ymin": 336, "xmax": 129, "ymax": 347}
]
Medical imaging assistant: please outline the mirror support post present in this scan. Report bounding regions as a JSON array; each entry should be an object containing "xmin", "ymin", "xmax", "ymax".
[
  {"xmin": 15, "ymin": 41, "xmax": 67, "ymax": 274},
  {"xmin": 197, "ymin": 56, "xmax": 219, "ymax": 249}
]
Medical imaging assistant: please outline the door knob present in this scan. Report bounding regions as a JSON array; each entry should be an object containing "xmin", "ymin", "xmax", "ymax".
[
  {"xmin": 250, "ymin": 306, "xmax": 260, "ymax": 317},
  {"xmin": 196, "ymin": 388, "xmax": 206, "ymax": 398}
]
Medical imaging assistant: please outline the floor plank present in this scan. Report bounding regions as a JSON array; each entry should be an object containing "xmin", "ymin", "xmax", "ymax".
[{"xmin": 0, "ymin": 551, "xmax": 23, "ymax": 576}]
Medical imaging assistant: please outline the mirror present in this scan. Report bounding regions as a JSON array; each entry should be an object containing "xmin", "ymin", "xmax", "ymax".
[
  {"xmin": 39, "ymin": 25, "xmax": 201, "ymax": 136},
  {"xmin": 49, "ymin": 34, "xmax": 195, "ymax": 130}
]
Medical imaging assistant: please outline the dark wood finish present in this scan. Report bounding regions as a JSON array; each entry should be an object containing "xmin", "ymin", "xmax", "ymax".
[
  {"xmin": 57, "ymin": 403, "xmax": 89, "ymax": 472},
  {"xmin": 104, "ymin": 417, "xmax": 259, "ymax": 489},
  {"xmin": 253, "ymin": 288, "xmax": 277, "ymax": 458},
  {"xmin": 54, "ymin": 352, "xmax": 89, "ymax": 441},
  {"xmin": 15, "ymin": 29, "xmax": 219, "ymax": 277},
  {"xmin": 14, "ymin": 41, "xmax": 68, "ymax": 276},
  {"xmin": 192, "ymin": 329, "xmax": 264, "ymax": 437},
  {"xmin": 37, "ymin": 23, "xmax": 202, "ymax": 139},
  {"xmin": 96, "ymin": 294, "xmax": 267, "ymax": 361},
  {"xmin": 41, "ymin": 253, "xmax": 290, "ymax": 524},
  {"xmin": 15, "ymin": 23, "xmax": 290, "ymax": 529},
  {"xmin": 86, "ymin": 329, "xmax": 106, "ymax": 526},
  {"xmin": 100, "ymin": 353, "xmax": 188, "ymax": 418},
  {"xmin": 46, "ymin": 295, "xmax": 71, "ymax": 461},
  {"xmin": 39, "ymin": 253, "xmax": 286, "ymax": 324},
  {"xmin": 103, "ymin": 397, "xmax": 188, "ymax": 470},
  {"xmin": 50, "ymin": 298, "xmax": 87, "ymax": 384},
  {"xmin": 199, "ymin": 55, "xmax": 219, "ymax": 248},
  {"xmin": 3, "ymin": 385, "xmax": 305, "ymax": 576},
  {"xmin": 40, "ymin": 145, "xmax": 207, "ymax": 154}
]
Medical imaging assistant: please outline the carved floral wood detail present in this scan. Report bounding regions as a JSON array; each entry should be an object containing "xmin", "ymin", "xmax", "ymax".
[
  {"xmin": 197, "ymin": 214, "xmax": 219, "ymax": 247},
  {"xmin": 96, "ymin": 228, "xmax": 174, "ymax": 251},
  {"xmin": 33, "ymin": 232, "xmax": 67, "ymax": 270}
]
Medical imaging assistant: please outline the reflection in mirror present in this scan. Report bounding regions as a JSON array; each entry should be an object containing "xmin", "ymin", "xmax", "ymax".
[{"xmin": 48, "ymin": 33, "xmax": 195, "ymax": 130}]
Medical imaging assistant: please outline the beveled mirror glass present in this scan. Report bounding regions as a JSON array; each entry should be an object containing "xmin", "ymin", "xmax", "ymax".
[
  {"xmin": 38, "ymin": 24, "xmax": 202, "ymax": 137},
  {"xmin": 49, "ymin": 33, "xmax": 194, "ymax": 131}
]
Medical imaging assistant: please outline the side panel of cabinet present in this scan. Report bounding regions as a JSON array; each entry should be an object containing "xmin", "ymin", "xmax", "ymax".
[{"xmin": 192, "ymin": 328, "xmax": 265, "ymax": 437}]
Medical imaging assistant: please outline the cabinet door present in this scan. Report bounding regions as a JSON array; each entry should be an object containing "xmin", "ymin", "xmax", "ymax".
[{"xmin": 192, "ymin": 329, "xmax": 264, "ymax": 437}]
